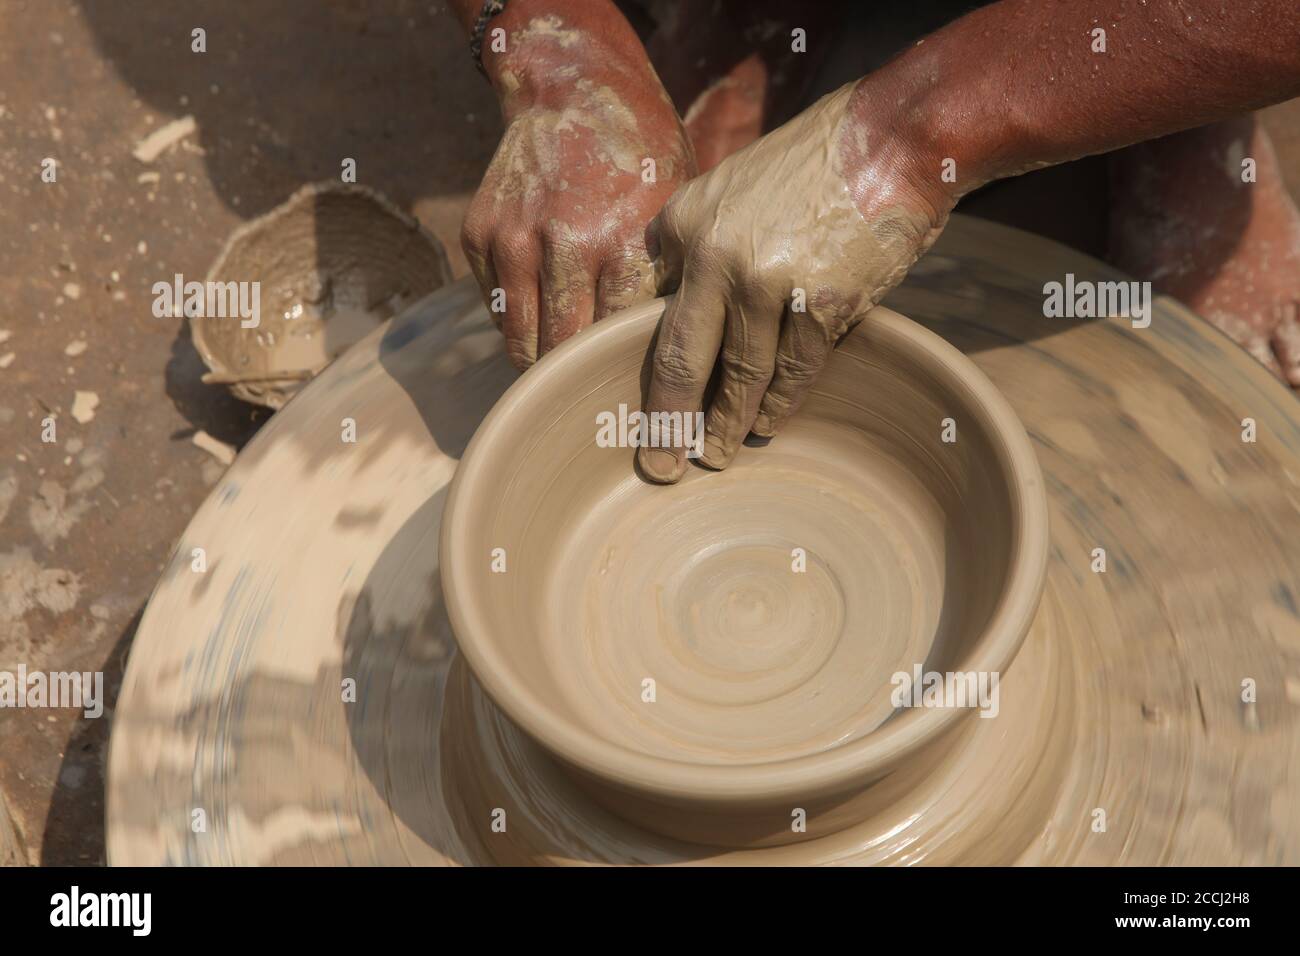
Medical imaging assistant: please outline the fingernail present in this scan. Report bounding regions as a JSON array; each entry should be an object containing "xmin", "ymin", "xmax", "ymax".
[
  {"xmin": 751, "ymin": 412, "xmax": 774, "ymax": 437},
  {"xmin": 638, "ymin": 447, "xmax": 684, "ymax": 483}
]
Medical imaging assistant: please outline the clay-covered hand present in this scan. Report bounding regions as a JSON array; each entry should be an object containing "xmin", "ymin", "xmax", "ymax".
[
  {"xmin": 637, "ymin": 82, "xmax": 953, "ymax": 483},
  {"xmin": 462, "ymin": 27, "xmax": 696, "ymax": 370}
]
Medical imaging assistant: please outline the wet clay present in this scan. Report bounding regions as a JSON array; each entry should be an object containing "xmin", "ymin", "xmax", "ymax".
[
  {"xmin": 193, "ymin": 183, "xmax": 451, "ymax": 408},
  {"xmin": 107, "ymin": 215, "xmax": 1300, "ymax": 865},
  {"xmin": 642, "ymin": 83, "xmax": 944, "ymax": 480},
  {"xmin": 440, "ymin": 300, "xmax": 1047, "ymax": 846}
]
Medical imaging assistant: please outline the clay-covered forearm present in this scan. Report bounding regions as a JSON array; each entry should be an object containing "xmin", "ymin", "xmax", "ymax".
[
  {"xmin": 857, "ymin": 0, "xmax": 1300, "ymax": 201},
  {"xmin": 449, "ymin": 0, "xmax": 660, "ymax": 113}
]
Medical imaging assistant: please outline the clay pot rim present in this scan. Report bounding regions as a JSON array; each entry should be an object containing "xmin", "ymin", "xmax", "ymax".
[{"xmin": 442, "ymin": 299, "xmax": 1050, "ymax": 805}]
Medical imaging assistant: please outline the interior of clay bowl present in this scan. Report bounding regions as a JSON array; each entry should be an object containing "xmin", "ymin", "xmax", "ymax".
[
  {"xmin": 192, "ymin": 182, "xmax": 449, "ymax": 408},
  {"xmin": 442, "ymin": 300, "xmax": 1048, "ymax": 804}
]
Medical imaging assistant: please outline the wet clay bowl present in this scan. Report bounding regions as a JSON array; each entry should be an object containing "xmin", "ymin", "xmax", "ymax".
[
  {"xmin": 442, "ymin": 300, "xmax": 1049, "ymax": 848},
  {"xmin": 192, "ymin": 182, "xmax": 450, "ymax": 409}
]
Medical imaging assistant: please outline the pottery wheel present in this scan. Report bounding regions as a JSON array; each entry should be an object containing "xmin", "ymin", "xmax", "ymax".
[{"xmin": 106, "ymin": 215, "xmax": 1300, "ymax": 865}]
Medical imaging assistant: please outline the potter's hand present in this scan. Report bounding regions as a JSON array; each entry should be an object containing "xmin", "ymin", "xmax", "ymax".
[
  {"xmin": 460, "ymin": 8, "xmax": 695, "ymax": 370},
  {"xmin": 632, "ymin": 0, "xmax": 1300, "ymax": 477},
  {"xmin": 637, "ymin": 82, "xmax": 952, "ymax": 483}
]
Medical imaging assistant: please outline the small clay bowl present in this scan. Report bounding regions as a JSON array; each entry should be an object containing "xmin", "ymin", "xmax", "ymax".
[
  {"xmin": 442, "ymin": 300, "xmax": 1049, "ymax": 848},
  {"xmin": 192, "ymin": 183, "xmax": 450, "ymax": 409}
]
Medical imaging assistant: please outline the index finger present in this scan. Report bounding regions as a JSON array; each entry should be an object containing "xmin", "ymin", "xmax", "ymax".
[{"xmin": 636, "ymin": 266, "xmax": 726, "ymax": 483}]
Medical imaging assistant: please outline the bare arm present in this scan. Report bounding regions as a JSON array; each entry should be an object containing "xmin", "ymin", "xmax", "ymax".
[
  {"xmin": 450, "ymin": 0, "xmax": 695, "ymax": 368},
  {"xmin": 640, "ymin": 0, "xmax": 1300, "ymax": 482},
  {"xmin": 862, "ymin": 0, "xmax": 1300, "ymax": 207}
]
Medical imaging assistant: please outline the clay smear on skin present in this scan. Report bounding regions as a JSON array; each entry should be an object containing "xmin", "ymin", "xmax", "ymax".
[
  {"xmin": 476, "ymin": 15, "xmax": 690, "ymax": 362},
  {"xmin": 651, "ymin": 83, "xmax": 937, "ymax": 453},
  {"xmin": 490, "ymin": 13, "xmax": 688, "ymax": 204},
  {"xmin": 665, "ymin": 83, "xmax": 934, "ymax": 309}
]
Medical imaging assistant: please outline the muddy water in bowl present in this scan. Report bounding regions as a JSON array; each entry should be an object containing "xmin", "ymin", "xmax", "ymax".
[
  {"xmin": 253, "ymin": 277, "xmax": 402, "ymax": 374},
  {"xmin": 443, "ymin": 300, "xmax": 1047, "ymax": 846},
  {"xmin": 192, "ymin": 182, "xmax": 450, "ymax": 408}
]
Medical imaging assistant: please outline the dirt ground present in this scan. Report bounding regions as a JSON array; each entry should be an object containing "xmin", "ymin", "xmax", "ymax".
[
  {"xmin": 2, "ymin": 1, "xmax": 1299, "ymax": 866},
  {"xmin": 0, "ymin": 0, "xmax": 501, "ymax": 865}
]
